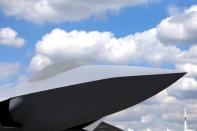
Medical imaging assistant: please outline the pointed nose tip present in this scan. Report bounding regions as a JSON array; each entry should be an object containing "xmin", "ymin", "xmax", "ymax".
[
  {"xmin": 160, "ymin": 72, "xmax": 186, "ymax": 88},
  {"xmin": 174, "ymin": 72, "xmax": 186, "ymax": 78}
]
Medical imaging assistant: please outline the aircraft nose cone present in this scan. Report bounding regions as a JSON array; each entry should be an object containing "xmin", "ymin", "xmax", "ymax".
[{"xmin": 8, "ymin": 70, "xmax": 186, "ymax": 131}]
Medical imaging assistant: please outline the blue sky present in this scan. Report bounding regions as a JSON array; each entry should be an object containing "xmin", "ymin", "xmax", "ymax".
[{"xmin": 0, "ymin": 0, "xmax": 197, "ymax": 130}]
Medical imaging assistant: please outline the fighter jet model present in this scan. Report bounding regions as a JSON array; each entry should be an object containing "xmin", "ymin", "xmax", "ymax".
[{"xmin": 0, "ymin": 61, "xmax": 185, "ymax": 131}]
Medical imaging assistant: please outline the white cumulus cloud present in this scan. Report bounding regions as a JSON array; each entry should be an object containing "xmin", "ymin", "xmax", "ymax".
[
  {"xmin": 172, "ymin": 77, "xmax": 197, "ymax": 91},
  {"xmin": 29, "ymin": 55, "xmax": 52, "ymax": 71},
  {"xmin": 157, "ymin": 5, "xmax": 197, "ymax": 44},
  {"xmin": 0, "ymin": 27, "xmax": 25, "ymax": 48},
  {"xmin": 176, "ymin": 63, "xmax": 197, "ymax": 77},
  {"xmin": 0, "ymin": 0, "xmax": 155, "ymax": 24},
  {"xmin": 29, "ymin": 28, "xmax": 182, "ymax": 71}
]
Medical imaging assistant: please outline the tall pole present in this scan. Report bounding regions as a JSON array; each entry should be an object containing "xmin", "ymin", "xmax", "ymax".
[{"xmin": 184, "ymin": 108, "xmax": 187, "ymax": 131}]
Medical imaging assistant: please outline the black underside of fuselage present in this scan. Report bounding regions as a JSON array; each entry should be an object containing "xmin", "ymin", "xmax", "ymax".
[{"xmin": 0, "ymin": 73, "xmax": 185, "ymax": 131}]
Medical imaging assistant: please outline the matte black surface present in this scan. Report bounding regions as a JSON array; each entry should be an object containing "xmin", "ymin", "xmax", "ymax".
[
  {"xmin": 66, "ymin": 120, "xmax": 95, "ymax": 130},
  {"xmin": 0, "ymin": 100, "xmax": 21, "ymax": 128},
  {"xmin": 0, "ymin": 73, "xmax": 185, "ymax": 131}
]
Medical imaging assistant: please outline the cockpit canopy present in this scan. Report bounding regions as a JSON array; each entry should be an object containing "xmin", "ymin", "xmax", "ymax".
[{"xmin": 29, "ymin": 60, "xmax": 86, "ymax": 82}]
